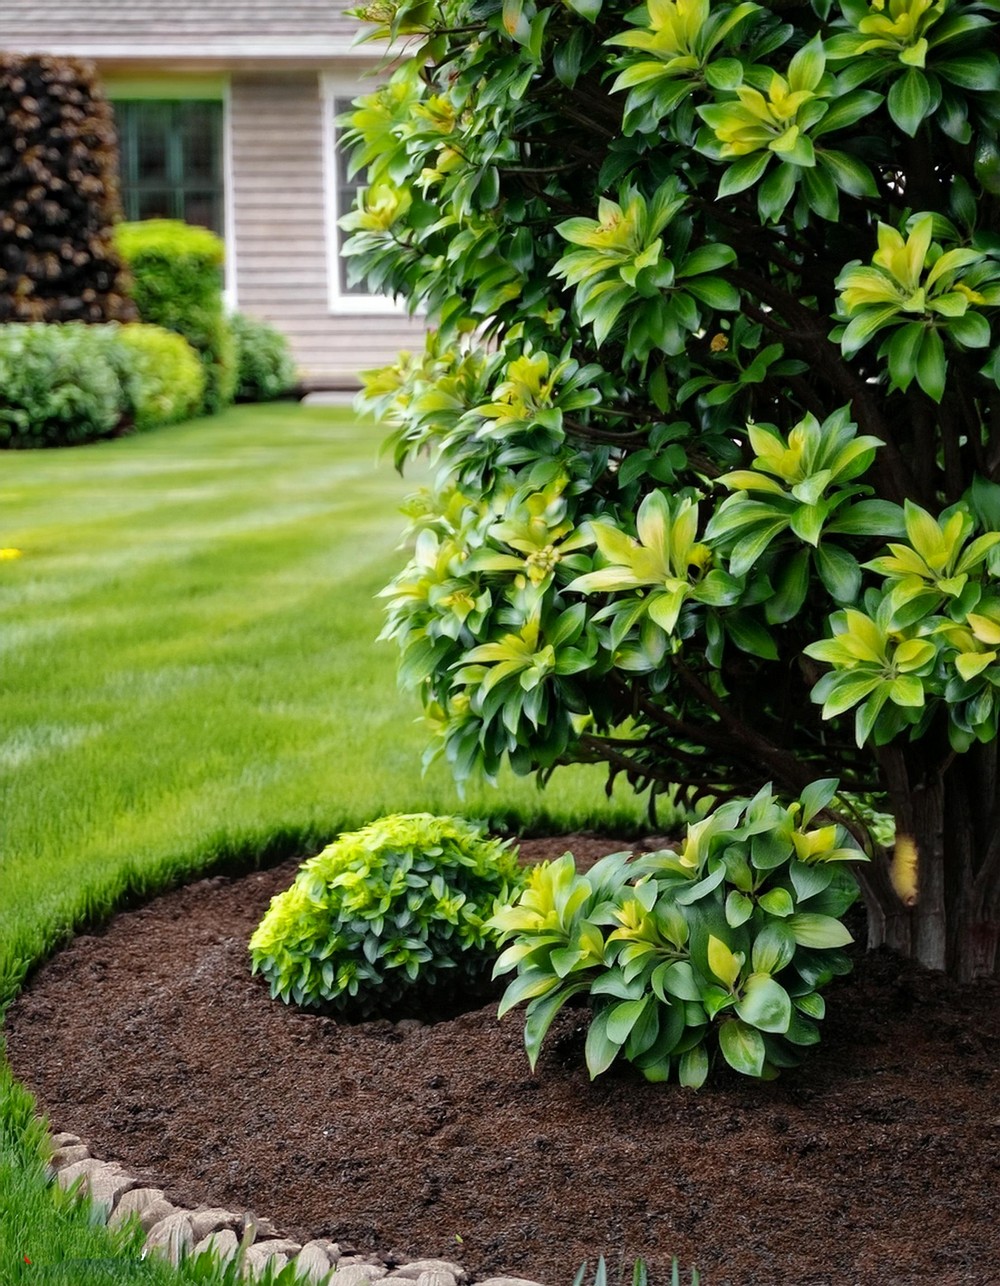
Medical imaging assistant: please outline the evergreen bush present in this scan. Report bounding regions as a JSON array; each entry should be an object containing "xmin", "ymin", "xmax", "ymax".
[
  {"xmin": 231, "ymin": 312, "xmax": 298, "ymax": 402},
  {"xmin": 115, "ymin": 219, "xmax": 236, "ymax": 415}
]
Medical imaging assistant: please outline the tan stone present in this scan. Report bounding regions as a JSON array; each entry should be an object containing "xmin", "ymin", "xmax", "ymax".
[
  {"xmin": 189, "ymin": 1206, "xmax": 245, "ymax": 1241},
  {"xmin": 55, "ymin": 1157, "xmax": 105, "ymax": 1194},
  {"xmin": 49, "ymin": 1144, "xmax": 90, "ymax": 1170},
  {"xmin": 111, "ymin": 1192, "xmax": 178, "ymax": 1232},
  {"xmin": 396, "ymin": 1264, "xmax": 466, "ymax": 1284},
  {"xmin": 87, "ymin": 1162, "xmax": 137, "ymax": 1218},
  {"xmin": 242, "ymin": 1240, "xmax": 301, "ymax": 1279},
  {"xmin": 144, "ymin": 1211, "xmax": 195, "ymax": 1266},
  {"xmin": 416, "ymin": 1271, "xmax": 457, "ymax": 1286},
  {"xmin": 329, "ymin": 1265, "xmax": 388, "ymax": 1286},
  {"xmin": 476, "ymin": 1279, "xmax": 549, "ymax": 1286},
  {"xmin": 49, "ymin": 1132, "xmax": 83, "ymax": 1148},
  {"xmin": 293, "ymin": 1242, "xmax": 337, "ymax": 1284},
  {"xmin": 193, "ymin": 1227, "xmax": 241, "ymax": 1267}
]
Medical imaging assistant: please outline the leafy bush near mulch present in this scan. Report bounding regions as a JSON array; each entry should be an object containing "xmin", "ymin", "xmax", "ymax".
[
  {"xmin": 0, "ymin": 321, "xmax": 204, "ymax": 447},
  {"xmin": 116, "ymin": 218, "xmax": 237, "ymax": 416},
  {"xmin": 493, "ymin": 780, "xmax": 866, "ymax": 1085},
  {"xmin": 250, "ymin": 813, "xmax": 527, "ymax": 1018},
  {"xmin": 231, "ymin": 312, "xmax": 297, "ymax": 402}
]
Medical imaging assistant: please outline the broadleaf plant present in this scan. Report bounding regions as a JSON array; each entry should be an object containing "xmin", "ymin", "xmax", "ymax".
[
  {"xmin": 346, "ymin": 0, "xmax": 1000, "ymax": 983},
  {"xmin": 489, "ymin": 782, "xmax": 865, "ymax": 1083}
]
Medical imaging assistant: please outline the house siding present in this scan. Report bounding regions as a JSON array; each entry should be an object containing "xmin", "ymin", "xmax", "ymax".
[
  {"xmin": 229, "ymin": 73, "xmax": 423, "ymax": 385},
  {"xmin": 1, "ymin": 1, "xmax": 361, "ymax": 55}
]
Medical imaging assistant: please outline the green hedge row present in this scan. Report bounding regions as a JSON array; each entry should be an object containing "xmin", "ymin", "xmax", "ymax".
[{"xmin": 0, "ymin": 322, "xmax": 205, "ymax": 448}]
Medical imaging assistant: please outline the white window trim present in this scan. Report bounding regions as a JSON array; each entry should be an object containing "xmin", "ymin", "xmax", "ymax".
[
  {"xmin": 222, "ymin": 81, "xmax": 238, "ymax": 312},
  {"xmin": 321, "ymin": 72, "xmax": 407, "ymax": 317}
]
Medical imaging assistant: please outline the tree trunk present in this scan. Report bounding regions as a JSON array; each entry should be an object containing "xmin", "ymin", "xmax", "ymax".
[{"xmin": 863, "ymin": 742, "xmax": 1000, "ymax": 981}]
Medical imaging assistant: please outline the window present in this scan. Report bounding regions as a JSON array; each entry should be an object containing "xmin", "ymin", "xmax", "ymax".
[
  {"xmin": 332, "ymin": 95, "xmax": 368, "ymax": 298},
  {"xmin": 114, "ymin": 101, "xmax": 224, "ymax": 234},
  {"xmin": 322, "ymin": 78, "xmax": 403, "ymax": 314}
]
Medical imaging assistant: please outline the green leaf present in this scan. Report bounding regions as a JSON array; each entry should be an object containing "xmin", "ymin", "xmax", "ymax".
[
  {"xmin": 815, "ymin": 544, "xmax": 862, "ymax": 603},
  {"xmin": 819, "ymin": 149, "xmax": 879, "ymax": 198},
  {"xmin": 523, "ymin": 982, "xmax": 590, "ymax": 1069},
  {"xmin": 718, "ymin": 1018, "xmax": 766, "ymax": 1077},
  {"xmin": 606, "ymin": 995, "xmax": 652, "ymax": 1044},
  {"xmin": 654, "ymin": 960, "xmax": 702, "ymax": 1002},
  {"xmin": 757, "ymin": 161, "xmax": 797, "ymax": 222},
  {"xmin": 788, "ymin": 912, "xmax": 854, "ymax": 948},
  {"xmin": 678, "ymin": 1043, "xmax": 710, "ymax": 1088},
  {"xmin": 758, "ymin": 887, "xmax": 794, "ymax": 917},
  {"xmin": 584, "ymin": 1006, "xmax": 622, "ymax": 1077},
  {"xmin": 915, "ymin": 327, "xmax": 947, "ymax": 402},
  {"xmin": 887, "ymin": 68, "xmax": 933, "ymax": 137},
  {"xmin": 751, "ymin": 921, "xmax": 796, "ymax": 974},
  {"xmin": 735, "ymin": 974, "xmax": 792, "ymax": 1033},
  {"xmin": 799, "ymin": 777, "xmax": 838, "ymax": 824},
  {"xmin": 726, "ymin": 889, "xmax": 755, "ymax": 927},
  {"xmin": 707, "ymin": 933, "xmax": 742, "ymax": 988},
  {"xmin": 564, "ymin": 0, "xmax": 602, "ymax": 18},
  {"xmin": 725, "ymin": 613, "xmax": 778, "ymax": 660},
  {"xmin": 718, "ymin": 152, "xmax": 772, "ymax": 198}
]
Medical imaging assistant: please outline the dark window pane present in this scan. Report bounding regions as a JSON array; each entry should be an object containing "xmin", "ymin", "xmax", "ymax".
[
  {"xmin": 181, "ymin": 104, "xmax": 219, "ymax": 183},
  {"xmin": 136, "ymin": 189, "xmax": 176, "ymax": 221},
  {"xmin": 135, "ymin": 107, "xmax": 169, "ymax": 182},
  {"xmin": 114, "ymin": 100, "xmax": 224, "ymax": 235}
]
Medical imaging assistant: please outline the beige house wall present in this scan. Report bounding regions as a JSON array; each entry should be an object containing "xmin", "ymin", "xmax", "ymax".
[{"xmin": 1, "ymin": 1, "xmax": 427, "ymax": 385}]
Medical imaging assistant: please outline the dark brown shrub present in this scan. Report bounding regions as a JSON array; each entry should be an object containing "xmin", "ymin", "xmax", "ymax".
[{"xmin": 0, "ymin": 54, "xmax": 135, "ymax": 323}]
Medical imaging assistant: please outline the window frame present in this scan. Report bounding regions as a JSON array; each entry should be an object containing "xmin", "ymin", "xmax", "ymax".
[{"xmin": 321, "ymin": 72, "xmax": 407, "ymax": 317}]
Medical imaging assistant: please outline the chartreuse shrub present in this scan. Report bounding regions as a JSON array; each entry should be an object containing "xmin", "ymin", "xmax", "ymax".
[
  {"xmin": 113, "ymin": 323, "xmax": 206, "ymax": 431},
  {"xmin": 115, "ymin": 219, "xmax": 236, "ymax": 415},
  {"xmin": 344, "ymin": 0, "xmax": 1000, "ymax": 982},
  {"xmin": 490, "ymin": 781, "xmax": 865, "ymax": 1085},
  {"xmin": 250, "ymin": 813, "xmax": 526, "ymax": 1018},
  {"xmin": 231, "ymin": 312, "xmax": 298, "ymax": 402},
  {"xmin": 0, "ymin": 321, "xmax": 204, "ymax": 447}
]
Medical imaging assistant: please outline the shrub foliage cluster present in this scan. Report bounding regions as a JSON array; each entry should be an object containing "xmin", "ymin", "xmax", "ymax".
[
  {"xmin": 250, "ymin": 813, "xmax": 525, "ymax": 1018},
  {"xmin": 115, "ymin": 219, "xmax": 237, "ymax": 416},
  {"xmin": 0, "ymin": 322, "xmax": 204, "ymax": 448},
  {"xmin": 231, "ymin": 311, "xmax": 298, "ymax": 402},
  {"xmin": 0, "ymin": 54, "xmax": 134, "ymax": 324},
  {"xmin": 341, "ymin": 0, "xmax": 1000, "ymax": 978}
]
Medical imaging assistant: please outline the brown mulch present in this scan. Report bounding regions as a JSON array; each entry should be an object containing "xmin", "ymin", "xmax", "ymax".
[{"xmin": 6, "ymin": 835, "xmax": 1000, "ymax": 1286}]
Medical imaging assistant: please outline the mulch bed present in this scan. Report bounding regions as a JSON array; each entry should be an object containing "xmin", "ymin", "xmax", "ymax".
[{"xmin": 6, "ymin": 835, "xmax": 1000, "ymax": 1286}]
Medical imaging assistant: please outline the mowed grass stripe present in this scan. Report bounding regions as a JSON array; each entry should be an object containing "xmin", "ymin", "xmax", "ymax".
[{"xmin": 1, "ymin": 403, "xmax": 648, "ymax": 1005}]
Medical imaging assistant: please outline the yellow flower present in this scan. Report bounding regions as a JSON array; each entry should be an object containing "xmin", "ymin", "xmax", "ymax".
[{"xmin": 0, "ymin": 548, "xmax": 23, "ymax": 560}]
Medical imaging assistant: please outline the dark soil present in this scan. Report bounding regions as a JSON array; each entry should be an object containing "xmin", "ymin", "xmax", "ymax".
[{"xmin": 7, "ymin": 836, "xmax": 1000, "ymax": 1286}]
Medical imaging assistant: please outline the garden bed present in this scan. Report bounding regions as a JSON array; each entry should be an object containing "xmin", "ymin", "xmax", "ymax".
[{"xmin": 6, "ymin": 837, "xmax": 1000, "ymax": 1286}]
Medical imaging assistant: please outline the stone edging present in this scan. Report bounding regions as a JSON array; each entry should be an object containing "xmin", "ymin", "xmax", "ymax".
[{"xmin": 46, "ymin": 1131, "xmax": 549, "ymax": 1286}]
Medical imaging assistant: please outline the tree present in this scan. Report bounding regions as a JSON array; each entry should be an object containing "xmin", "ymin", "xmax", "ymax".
[{"xmin": 343, "ymin": 0, "xmax": 1000, "ymax": 980}]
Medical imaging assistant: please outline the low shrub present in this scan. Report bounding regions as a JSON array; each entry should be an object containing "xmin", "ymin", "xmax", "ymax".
[
  {"xmin": 231, "ymin": 312, "xmax": 297, "ymax": 402},
  {"xmin": 490, "ymin": 780, "xmax": 866, "ymax": 1085},
  {"xmin": 0, "ymin": 321, "xmax": 206, "ymax": 447},
  {"xmin": 113, "ymin": 323, "xmax": 205, "ymax": 432},
  {"xmin": 0, "ymin": 323, "xmax": 124, "ymax": 448},
  {"xmin": 249, "ymin": 813, "xmax": 526, "ymax": 1019},
  {"xmin": 115, "ymin": 219, "xmax": 236, "ymax": 415}
]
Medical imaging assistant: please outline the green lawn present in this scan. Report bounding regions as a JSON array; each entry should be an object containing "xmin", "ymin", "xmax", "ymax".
[{"xmin": 0, "ymin": 403, "xmax": 651, "ymax": 1284}]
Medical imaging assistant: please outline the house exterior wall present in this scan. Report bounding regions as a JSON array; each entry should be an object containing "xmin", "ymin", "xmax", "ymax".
[
  {"xmin": 0, "ymin": 1, "xmax": 361, "ymax": 58},
  {"xmin": 0, "ymin": 1, "xmax": 426, "ymax": 386},
  {"xmin": 229, "ymin": 72, "xmax": 423, "ymax": 385}
]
